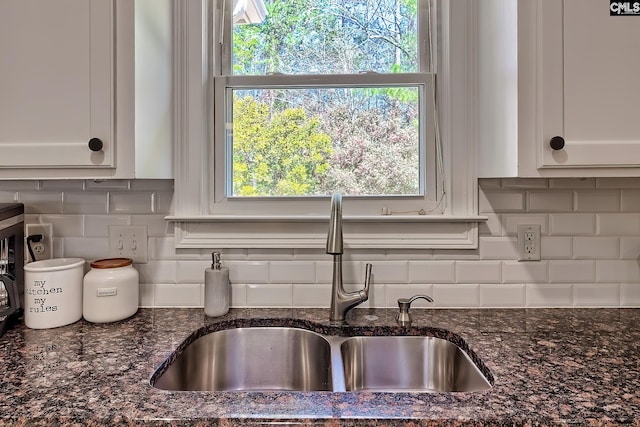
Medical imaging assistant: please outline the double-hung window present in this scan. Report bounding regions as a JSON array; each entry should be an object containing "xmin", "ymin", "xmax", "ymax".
[
  {"xmin": 213, "ymin": 0, "xmax": 439, "ymax": 215},
  {"xmin": 170, "ymin": 0, "xmax": 482, "ymax": 249}
]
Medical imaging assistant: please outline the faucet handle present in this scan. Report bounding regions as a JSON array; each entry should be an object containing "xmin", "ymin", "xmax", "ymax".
[{"xmin": 396, "ymin": 294, "xmax": 433, "ymax": 326}]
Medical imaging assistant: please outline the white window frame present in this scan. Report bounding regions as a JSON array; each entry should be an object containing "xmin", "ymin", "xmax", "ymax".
[{"xmin": 168, "ymin": 0, "xmax": 485, "ymax": 249}]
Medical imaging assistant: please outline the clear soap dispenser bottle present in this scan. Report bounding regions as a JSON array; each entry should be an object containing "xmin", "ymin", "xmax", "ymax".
[{"xmin": 204, "ymin": 252, "xmax": 230, "ymax": 317}]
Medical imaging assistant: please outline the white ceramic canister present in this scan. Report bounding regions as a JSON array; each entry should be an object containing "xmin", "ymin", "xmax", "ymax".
[
  {"xmin": 23, "ymin": 258, "xmax": 85, "ymax": 329},
  {"xmin": 82, "ymin": 258, "xmax": 139, "ymax": 323}
]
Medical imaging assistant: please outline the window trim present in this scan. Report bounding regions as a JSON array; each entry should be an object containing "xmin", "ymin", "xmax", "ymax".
[{"xmin": 168, "ymin": 0, "xmax": 485, "ymax": 249}]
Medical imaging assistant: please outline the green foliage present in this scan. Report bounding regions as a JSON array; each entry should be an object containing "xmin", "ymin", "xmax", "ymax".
[
  {"xmin": 232, "ymin": 96, "xmax": 333, "ymax": 196},
  {"xmin": 230, "ymin": 0, "xmax": 422, "ymax": 196},
  {"xmin": 319, "ymin": 105, "xmax": 419, "ymax": 196}
]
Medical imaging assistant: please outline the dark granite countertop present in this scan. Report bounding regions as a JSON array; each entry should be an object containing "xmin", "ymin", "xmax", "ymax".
[{"xmin": 1, "ymin": 307, "xmax": 640, "ymax": 426}]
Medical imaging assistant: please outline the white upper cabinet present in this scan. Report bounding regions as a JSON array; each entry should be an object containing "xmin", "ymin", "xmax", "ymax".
[
  {"xmin": 479, "ymin": 0, "xmax": 640, "ymax": 177},
  {"xmin": 0, "ymin": 0, "xmax": 119, "ymax": 173},
  {"xmin": 0, "ymin": 0, "xmax": 172, "ymax": 179},
  {"xmin": 539, "ymin": 0, "xmax": 640, "ymax": 169}
]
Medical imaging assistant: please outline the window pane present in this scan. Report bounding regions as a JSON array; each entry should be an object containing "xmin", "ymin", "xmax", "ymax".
[
  {"xmin": 229, "ymin": 87, "xmax": 421, "ymax": 197},
  {"xmin": 232, "ymin": 0, "xmax": 418, "ymax": 75}
]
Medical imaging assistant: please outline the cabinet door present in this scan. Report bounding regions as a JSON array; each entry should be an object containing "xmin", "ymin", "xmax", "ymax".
[
  {"xmin": 540, "ymin": 0, "xmax": 640, "ymax": 168},
  {"xmin": 0, "ymin": 0, "xmax": 114, "ymax": 168}
]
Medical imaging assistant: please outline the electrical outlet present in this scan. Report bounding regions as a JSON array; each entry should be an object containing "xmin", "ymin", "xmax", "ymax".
[
  {"xmin": 108, "ymin": 225, "xmax": 148, "ymax": 263},
  {"xmin": 25, "ymin": 223, "xmax": 54, "ymax": 263},
  {"xmin": 517, "ymin": 224, "xmax": 541, "ymax": 261}
]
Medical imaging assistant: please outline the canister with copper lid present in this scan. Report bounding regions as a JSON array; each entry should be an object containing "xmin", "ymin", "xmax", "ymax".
[{"xmin": 83, "ymin": 257, "xmax": 139, "ymax": 323}]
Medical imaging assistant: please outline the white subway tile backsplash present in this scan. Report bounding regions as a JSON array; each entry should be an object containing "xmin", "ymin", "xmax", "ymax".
[
  {"xmin": 549, "ymin": 260, "xmax": 595, "ymax": 283},
  {"xmin": 63, "ymin": 237, "xmax": 109, "ymax": 261},
  {"xmin": 574, "ymin": 190, "xmax": 620, "ymax": 212},
  {"xmin": 0, "ymin": 181, "xmax": 38, "ymax": 191},
  {"xmin": 549, "ymin": 178, "xmax": 595, "ymax": 189},
  {"xmin": 455, "ymin": 261, "xmax": 501, "ymax": 284},
  {"xmin": 152, "ymin": 191, "xmax": 174, "ymax": 214},
  {"xmin": 478, "ymin": 213, "xmax": 503, "ymax": 236},
  {"xmin": 248, "ymin": 248, "xmax": 294, "ymax": 261},
  {"xmin": 137, "ymin": 261, "xmax": 178, "ymax": 284},
  {"xmin": 343, "ymin": 249, "xmax": 388, "ymax": 261},
  {"xmin": 597, "ymin": 213, "xmax": 640, "ymax": 235},
  {"xmin": 408, "ymin": 261, "xmax": 455, "ymax": 284},
  {"xmin": 527, "ymin": 191, "xmax": 573, "ymax": 212},
  {"xmin": 130, "ymin": 179, "xmax": 173, "ymax": 191},
  {"xmin": 270, "ymin": 261, "xmax": 315, "ymax": 284},
  {"xmin": 526, "ymin": 284, "xmax": 573, "ymax": 307},
  {"xmin": 479, "ymin": 190, "xmax": 524, "ymax": 213},
  {"xmin": 176, "ymin": 260, "xmax": 210, "ymax": 283},
  {"xmin": 230, "ymin": 283, "xmax": 247, "ymax": 307},
  {"xmin": 479, "ymin": 284, "xmax": 526, "ymax": 307},
  {"xmin": 620, "ymin": 237, "xmax": 640, "ymax": 259},
  {"xmin": 227, "ymin": 261, "xmax": 269, "ymax": 284},
  {"xmin": 293, "ymin": 248, "xmax": 326, "ymax": 260},
  {"xmin": 86, "ymin": 180, "xmax": 130, "ymax": 190},
  {"xmin": 596, "ymin": 260, "xmax": 640, "ymax": 283},
  {"xmin": 572, "ymin": 237, "xmax": 619, "ymax": 259},
  {"xmin": 502, "ymin": 178, "xmax": 549, "ymax": 189},
  {"xmin": 132, "ymin": 214, "xmax": 174, "ymax": 237},
  {"xmin": 479, "ymin": 237, "xmax": 518, "ymax": 260},
  {"xmin": 40, "ymin": 180, "xmax": 84, "ymax": 191},
  {"xmin": 246, "ymin": 284, "xmax": 292, "ymax": 307},
  {"xmin": 541, "ymin": 236, "xmax": 573, "ymax": 259},
  {"xmin": 596, "ymin": 177, "xmax": 640, "ymax": 189},
  {"xmin": 19, "ymin": 191, "xmax": 63, "ymax": 214},
  {"xmin": 64, "ymin": 192, "xmax": 109, "ymax": 214},
  {"xmin": 367, "ymin": 261, "xmax": 408, "ymax": 284},
  {"xmin": 139, "ymin": 282, "xmax": 155, "ymax": 307},
  {"xmin": 478, "ymin": 178, "xmax": 501, "ymax": 190},
  {"xmin": 153, "ymin": 237, "xmax": 201, "ymax": 260},
  {"xmin": 620, "ymin": 283, "xmax": 640, "ymax": 307},
  {"xmin": 155, "ymin": 283, "xmax": 202, "ymax": 307},
  {"xmin": 292, "ymin": 284, "xmax": 331, "ymax": 307},
  {"xmin": 9, "ymin": 177, "xmax": 640, "ymax": 308},
  {"xmin": 573, "ymin": 283, "xmax": 619, "ymax": 307},
  {"xmin": 109, "ymin": 192, "xmax": 154, "ymax": 214},
  {"xmin": 42, "ymin": 214, "xmax": 85, "ymax": 237},
  {"xmin": 549, "ymin": 214, "xmax": 595, "ymax": 235},
  {"xmin": 502, "ymin": 261, "xmax": 548, "ymax": 283},
  {"xmin": 432, "ymin": 284, "xmax": 479, "ymax": 307},
  {"xmin": 620, "ymin": 189, "xmax": 640, "ymax": 212},
  {"xmin": 0, "ymin": 192, "xmax": 17, "ymax": 203},
  {"xmin": 83, "ymin": 214, "xmax": 129, "ymax": 237}
]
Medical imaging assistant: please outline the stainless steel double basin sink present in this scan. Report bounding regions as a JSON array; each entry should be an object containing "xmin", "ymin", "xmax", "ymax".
[{"xmin": 151, "ymin": 323, "xmax": 492, "ymax": 393}]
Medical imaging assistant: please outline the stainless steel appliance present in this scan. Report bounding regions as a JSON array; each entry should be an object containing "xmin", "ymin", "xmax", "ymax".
[{"xmin": 0, "ymin": 203, "xmax": 24, "ymax": 338}]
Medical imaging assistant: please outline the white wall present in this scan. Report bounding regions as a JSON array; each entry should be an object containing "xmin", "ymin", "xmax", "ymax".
[{"xmin": 5, "ymin": 177, "xmax": 639, "ymax": 308}]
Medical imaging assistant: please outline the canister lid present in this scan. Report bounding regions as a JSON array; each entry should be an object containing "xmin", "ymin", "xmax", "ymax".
[{"xmin": 90, "ymin": 258, "xmax": 133, "ymax": 269}]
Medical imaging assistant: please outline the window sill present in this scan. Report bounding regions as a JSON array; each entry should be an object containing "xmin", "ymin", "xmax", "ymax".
[{"xmin": 166, "ymin": 215, "xmax": 487, "ymax": 249}]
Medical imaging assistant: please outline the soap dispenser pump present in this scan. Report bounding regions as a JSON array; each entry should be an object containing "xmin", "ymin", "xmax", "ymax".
[{"xmin": 204, "ymin": 252, "xmax": 230, "ymax": 317}]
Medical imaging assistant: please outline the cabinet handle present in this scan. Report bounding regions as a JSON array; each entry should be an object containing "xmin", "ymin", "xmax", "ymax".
[
  {"xmin": 88, "ymin": 138, "xmax": 104, "ymax": 152},
  {"xmin": 550, "ymin": 136, "xmax": 565, "ymax": 151}
]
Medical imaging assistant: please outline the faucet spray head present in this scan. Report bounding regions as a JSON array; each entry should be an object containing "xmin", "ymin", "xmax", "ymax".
[{"xmin": 326, "ymin": 194, "xmax": 343, "ymax": 255}]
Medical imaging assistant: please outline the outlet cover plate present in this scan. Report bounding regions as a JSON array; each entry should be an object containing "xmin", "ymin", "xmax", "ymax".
[
  {"xmin": 108, "ymin": 225, "xmax": 148, "ymax": 263},
  {"xmin": 517, "ymin": 224, "xmax": 541, "ymax": 261},
  {"xmin": 25, "ymin": 223, "xmax": 53, "ymax": 263}
]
